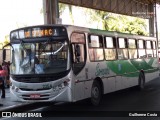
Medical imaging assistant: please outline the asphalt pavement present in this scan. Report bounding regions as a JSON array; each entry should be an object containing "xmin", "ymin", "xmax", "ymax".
[
  {"xmin": 0, "ymin": 88, "xmax": 29, "ymax": 112},
  {"xmin": 0, "ymin": 76, "xmax": 160, "ymax": 112},
  {"xmin": 0, "ymin": 77, "xmax": 160, "ymax": 120}
]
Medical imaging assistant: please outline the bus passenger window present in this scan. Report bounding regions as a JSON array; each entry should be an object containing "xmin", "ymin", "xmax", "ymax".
[
  {"xmin": 138, "ymin": 40, "xmax": 144, "ymax": 48},
  {"xmin": 88, "ymin": 35, "xmax": 104, "ymax": 61},
  {"xmin": 89, "ymin": 35, "xmax": 103, "ymax": 48},
  {"xmin": 128, "ymin": 39, "xmax": 137, "ymax": 59},
  {"xmin": 104, "ymin": 37, "xmax": 116, "ymax": 60},
  {"xmin": 117, "ymin": 38, "xmax": 128, "ymax": 59},
  {"xmin": 117, "ymin": 49, "xmax": 128, "ymax": 59},
  {"xmin": 146, "ymin": 41, "xmax": 153, "ymax": 58},
  {"xmin": 138, "ymin": 40, "xmax": 146, "ymax": 58},
  {"xmin": 105, "ymin": 37, "xmax": 114, "ymax": 48},
  {"xmin": 89, "ymin": 49, "xmax": 104, "ymax": 61},
  {"xmin": 118, "ymin": 38, "xmax": 125, "ymax": 48}
]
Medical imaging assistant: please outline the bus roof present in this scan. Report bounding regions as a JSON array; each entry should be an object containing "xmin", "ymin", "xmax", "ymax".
[
  {"xmin": 65, "ymin": 25, "xmax": 157, "ymax": 41},
  {"xmin": 10, "ymin": 24, "xmax": 157, "ymax": 41}
]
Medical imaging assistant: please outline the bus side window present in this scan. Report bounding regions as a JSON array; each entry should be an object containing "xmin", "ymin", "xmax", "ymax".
[
  {"xmin": 117, "ymin": 38, "xmax": 128, "ymax": 59},
  {"xmin": 88, "ymin": 35, "xmax": 104, "ymax": 61},
  {"xmin": 138, "ymin": 40, "xmax": 146, "ymax": 58},
  {"xmin": 104, "ymin": 37, "xmax": 117, "ymax": 60},
  {"xmin": 128, "ymin": 39, "xmax": 137, "ymax": 59},
  {"xmin": 146, "ymin": 41, "xmax": 153, "ymax": 58}
]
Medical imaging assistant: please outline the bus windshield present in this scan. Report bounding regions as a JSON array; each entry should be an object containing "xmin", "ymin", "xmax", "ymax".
[{"xmin": 10, "ymin": 39, "xmax": 69, "ymax": 75}]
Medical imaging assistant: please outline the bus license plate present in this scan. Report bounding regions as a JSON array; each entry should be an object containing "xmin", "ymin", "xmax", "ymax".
[{"xmin": 30, "ymin": 94, "xmax": 40, "ymax": 98}]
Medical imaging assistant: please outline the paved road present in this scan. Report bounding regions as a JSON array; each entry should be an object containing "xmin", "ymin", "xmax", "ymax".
[
  {"xmin": 1, "ymin": 77, "xmax": 160, "ymax": 120},
  {"xmin": 33, "ymin": 76, "xmax": 160, "ymax": 112}
]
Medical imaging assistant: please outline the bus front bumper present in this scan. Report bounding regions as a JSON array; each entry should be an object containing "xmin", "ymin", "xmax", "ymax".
[{"xmin": 10, "ymin": 86, "xmax": 73, "ymax": 102}]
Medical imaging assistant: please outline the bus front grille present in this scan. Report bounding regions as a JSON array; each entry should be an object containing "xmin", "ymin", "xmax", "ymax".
[
  {"xmin": 23, "ymin": 98, "xmax": 49, "ymax": 100},
  {"xmin": 20, "ymin": 88, "xmax": 51, "ymax": 91}
]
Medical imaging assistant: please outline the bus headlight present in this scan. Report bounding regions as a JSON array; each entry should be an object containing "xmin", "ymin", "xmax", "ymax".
[
  {"xmin": 11, "ymin": 85, "xmax": 19, "ymax": 92},
  {"xmin": 52, "ymin": 79, "xmax": 70, "ymax": 92},
  {"xmin": 11, "ymin": 85, "xmax": 15, "ymax": 90},
  {"xmin": 63, "ymin": 79, "xmax": 70, "ymax": 87},
  {"xmin": 63, "ymin": 80, "xmax": 69, "ymax": 86},
  {"xmin": 15, "ymin": 87, "xmax": 19, "ymax": 92}
]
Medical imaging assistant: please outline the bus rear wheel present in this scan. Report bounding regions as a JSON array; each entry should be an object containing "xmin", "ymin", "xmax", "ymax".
[
  {"xmin": 138, "ymin": 72, "xmax": 145, "ymax": 90},
  {"xmin": 90, "ymin": 80, "xmax": 102, "ymax": 106}
]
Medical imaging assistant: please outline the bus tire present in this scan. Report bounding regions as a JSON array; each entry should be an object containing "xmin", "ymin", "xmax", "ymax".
[
  {"xmin": 90, "ymin": 80, "xmax": 102, "ymax": 106},
  {"xmin": 138, "ymin": 72, "xmax": 145, "ymax": 90}
]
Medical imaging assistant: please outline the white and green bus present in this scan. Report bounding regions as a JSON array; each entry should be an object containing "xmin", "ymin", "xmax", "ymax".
[{"xmin": 3, "ymin": 25, "xmax": 159, "ymax": 105}]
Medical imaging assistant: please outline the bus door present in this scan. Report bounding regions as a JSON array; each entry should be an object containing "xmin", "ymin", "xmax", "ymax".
[{"xmin": 71, "ymin": 32, "xmax": 87, "ymax": 101}]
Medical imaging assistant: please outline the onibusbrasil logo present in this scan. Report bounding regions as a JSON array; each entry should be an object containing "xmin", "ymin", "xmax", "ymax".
[{"xmin": 2, "ymin": 112, "xmax": 42, "ymax": 118}]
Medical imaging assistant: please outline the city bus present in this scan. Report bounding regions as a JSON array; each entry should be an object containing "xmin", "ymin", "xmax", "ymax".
[{"xmin": 3, "ymin": 25, "xmax": 159, "ymax": 106}]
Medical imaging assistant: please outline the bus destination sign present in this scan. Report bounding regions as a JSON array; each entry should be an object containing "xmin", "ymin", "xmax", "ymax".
[
  {"xmin": 10, "ymin": 26, "xmax": 67, "ymax": 40},
  {"xmin": 25, "ymin": 28, "xmax": 54, "ymax": 38}
]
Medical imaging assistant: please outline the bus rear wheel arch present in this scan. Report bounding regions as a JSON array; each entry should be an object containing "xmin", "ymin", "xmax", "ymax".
[{"xmin": 90, "ymin": 78, "xmax": 103, "ymax": 106}]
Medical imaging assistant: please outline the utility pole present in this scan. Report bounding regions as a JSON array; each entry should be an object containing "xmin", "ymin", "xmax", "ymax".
[
  {"xmin": 154, "ymin": 3, "xmax": 159, "ymax": 49},
  {"xmin": 43, "ymin": 0, "xmax": 60, "ymax": 24}
]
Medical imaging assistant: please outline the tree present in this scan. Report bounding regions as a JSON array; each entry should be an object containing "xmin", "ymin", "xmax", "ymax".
[
  {"xmin": 59, "ymin": 3, "xmax": 66, "ymax": 16},
  {"xmin": 59, "ymin": 3, "xmax": 148, "ymax": 35},
  {"xmin": 0, "ymin": 35, "xmax": 10, "ymax": 49},
  {"xmin": 59, "ymin": 3, "xmax": 74, "ymax": 24},
  {"xmin": 4, "ymin": 35, "xmax": 10, "ymax": 46},
  {"xmin": 84, "ymin": 9, "xmax": 148, "ymax": 35},
  {"xmin": 84, "ymin": 9, "xmax": 115, "ymax": 30},
  {"xmin": 107, "ymin": 15, "xmax": 147, "ymax": 35}
]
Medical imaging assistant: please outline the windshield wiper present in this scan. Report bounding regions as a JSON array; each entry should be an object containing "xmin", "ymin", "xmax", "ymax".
[{"xmin": 53, "ymin": 42, "xmax": 66, "ymax": 55}]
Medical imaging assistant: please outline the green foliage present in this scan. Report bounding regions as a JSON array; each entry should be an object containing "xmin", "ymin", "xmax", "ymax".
[
  {"xmin": 0, "ymin": 35, "xmax": 10, "ymax": 49},
  {"xmin": 59, "ymin": 3, "xmax": 148, "ymax": 36},
  {"xmin": 68, "ymin": 5, "xmax": 74, "ymax": 24},
  {"xmin": 84, "ymin": 9, "xmax": 113, "ymax": 30},
  {"xmin": 59, "ymin": 3, "xmax": 74, "ymax": 24},
  {"xmin": 59, "ymin": 3, "xmax": 67, "ymax": 16},
  {"xmin": 85, "ymin": 9, "xmax": 148, "ymax": 35},
  {"xmin": 4, "ymin": 35, "xmax": 10, "ymax": 45},
  {"xmin": 107, "ymin": 15, "xmax": 148, "ymax": 35}
]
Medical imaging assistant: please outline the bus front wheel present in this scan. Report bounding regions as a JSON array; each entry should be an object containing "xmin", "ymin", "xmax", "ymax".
[{"xmin": 90, "ymin": 80, "xmax": 102, "ymax": 106}]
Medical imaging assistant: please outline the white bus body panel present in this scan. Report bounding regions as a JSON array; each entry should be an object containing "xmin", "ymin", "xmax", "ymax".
[{"xmin": 10, "ymin": 75, "xmax": 73, "ymax": 102}]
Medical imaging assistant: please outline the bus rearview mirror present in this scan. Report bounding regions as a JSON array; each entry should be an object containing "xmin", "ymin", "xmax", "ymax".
[{"xmin": 3, "ymin": 49, "xmax": 6, "ymax": 61}]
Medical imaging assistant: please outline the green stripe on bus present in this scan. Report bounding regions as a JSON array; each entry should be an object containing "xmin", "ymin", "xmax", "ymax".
[
  {"xmin": 148, "ymin": 58, "xmax": 155, "ymax": 66},
  {"xmin": 106, "ymin": 58, "xmax": 158, "ymax": 77}
]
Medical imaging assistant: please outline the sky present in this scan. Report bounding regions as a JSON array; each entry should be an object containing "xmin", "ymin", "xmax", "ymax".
[
  {"xmin": 0, "ymin": 1, "xmax": 159, "ymax": 42},
  {"xmin": 0, "ymin": 0, "xmax": 44, "ymax": 42}
]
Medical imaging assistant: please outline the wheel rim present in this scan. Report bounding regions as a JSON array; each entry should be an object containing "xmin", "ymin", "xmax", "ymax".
[
  {"xmin": 92, "ymin": 87, "xmax": 99, "ymax": 99},
  {"xmin": 91, "ymin": 81, "xmax": 102, "ymax": 106}
]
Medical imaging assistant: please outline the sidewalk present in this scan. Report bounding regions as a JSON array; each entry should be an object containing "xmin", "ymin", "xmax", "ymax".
[{"xmin": 0, "ymin": 88, "xmax": 29, "ymax": 111}]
